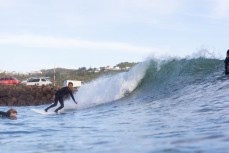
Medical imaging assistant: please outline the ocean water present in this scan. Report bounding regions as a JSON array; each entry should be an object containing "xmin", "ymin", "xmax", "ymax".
[{"xmin": 1, "ymin": 56, "xmax": 229, "ymax": 153}]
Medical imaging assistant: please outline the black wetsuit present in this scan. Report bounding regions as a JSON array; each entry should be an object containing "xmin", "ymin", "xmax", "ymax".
[
  {"xmin": 45, "ymin": 87, "xmax": 76, "ymax": 112},
  {"xmin": 0, "ymin": 111, "xmax": 10, "ymax": 118},
  {"xmin": 224, "ymin": 57, "xmax": 229, "ymax": 75}
]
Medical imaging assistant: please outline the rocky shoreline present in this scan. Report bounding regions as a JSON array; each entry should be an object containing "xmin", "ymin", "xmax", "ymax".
[{"xmin": 0, "ymin": 84, "xmax": 61, "ymax": 106}]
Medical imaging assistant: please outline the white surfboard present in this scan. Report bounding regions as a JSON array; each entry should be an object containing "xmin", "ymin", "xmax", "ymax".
[
  {"xmin": 31, "ymin": 109, "xmax": 64, "ymax": 115},
  {"xmin": 31, "ymin": 108, "xmax": 77, "ymax": 115}
]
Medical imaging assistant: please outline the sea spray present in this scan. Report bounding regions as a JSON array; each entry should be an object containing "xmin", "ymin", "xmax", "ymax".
[{"xmin": 64, "ymin": 60, "xmax": 150, "ymax": 109}]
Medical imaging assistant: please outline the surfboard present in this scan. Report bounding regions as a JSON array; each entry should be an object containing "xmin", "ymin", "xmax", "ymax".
[
  {"xmin": 31, "ymin": 108, "xmax": 76, "ymax": 115},
  {"xmin": 31, "ymin": 109, "xmax": 64, "ymax": 115}
]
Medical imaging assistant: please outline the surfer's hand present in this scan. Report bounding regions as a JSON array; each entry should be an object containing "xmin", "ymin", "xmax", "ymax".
[{"xmin": 75, "ymin": 101, "xmax": 77, "ymax": 104}]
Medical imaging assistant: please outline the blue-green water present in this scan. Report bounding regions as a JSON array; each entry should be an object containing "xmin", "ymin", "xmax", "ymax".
[{"xmin": 1, "ymin": 57, "xmax": 229, "ymax": 153}]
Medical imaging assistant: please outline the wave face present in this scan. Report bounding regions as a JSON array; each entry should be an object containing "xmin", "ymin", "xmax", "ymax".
[
  {"xmin": 132, "ymin": 57, "xmax": 223, "ymax": 102},
  {"xmin": 65, "ymin": 57, "xmax": 224, "ymax": 109}
]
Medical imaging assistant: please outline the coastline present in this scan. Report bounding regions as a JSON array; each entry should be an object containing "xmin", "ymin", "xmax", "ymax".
[{"xmin": 0, "ymin": 62, "xmax": 136, "ymax": 106}]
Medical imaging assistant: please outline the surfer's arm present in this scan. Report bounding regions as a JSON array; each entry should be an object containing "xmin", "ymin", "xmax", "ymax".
[
  {"xmin": 0, "ymin": 111, "xmax": 5, "ymax": 115},
  {"xmin": 69, "ymin": 91, "xmax": 77, "ymax": 104},
  {"xmin": 0, "ymin": 111, "xmax": 8, "ymax": 117},
  {"xmin": 225, "ymin": 58, "xmax": 229, "ymax": 74}
]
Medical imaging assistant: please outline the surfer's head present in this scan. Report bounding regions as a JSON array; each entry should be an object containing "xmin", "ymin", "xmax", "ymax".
[
  {"xmin": 68, "ymin": 82, "xmax": 74, "ymax": 89},
  {"xmin": 227, "ymin": 49, "xmax": 229, "ymax": 57},
  {"xmin": 7, "ymin": 108, "xmax": 17, "ymax": 119}
]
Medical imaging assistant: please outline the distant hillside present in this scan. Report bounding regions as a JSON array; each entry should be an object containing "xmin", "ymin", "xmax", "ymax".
[
  {"xmin": 115, "ymin": 62, "xmax": 136, "ymax": 68},
  {"xmin": 1, "ymin": 62, "xmax": 138, "ymax": 86}
]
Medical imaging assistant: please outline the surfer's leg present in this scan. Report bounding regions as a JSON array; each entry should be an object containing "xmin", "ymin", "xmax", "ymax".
[
  {"xmin": 45, "ymin": 96, "xmax": 58, "ymax": 112},
  {"xmin": 54, "ymin": 97, "xmax": 64, "ymax": 113}
]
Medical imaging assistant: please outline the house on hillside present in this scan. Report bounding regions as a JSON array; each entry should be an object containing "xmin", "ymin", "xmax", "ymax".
[
  {"xmin": 0, "ymin": 69, "xmax": 4, "ymax": 73},
  {"xmin": 105, "ymin": 66, "xmax": 111, "ymax": 70},
  {"xmin": 112, "ymin": 66, "xmax": 120, "ymax": 71},
  {"xmin": 94, "ymin": 68, "xmax": 100, "ymax": 73},
  {"xmin": 125, "ymin": 67, "xmax": 131, "ymax": 70}
]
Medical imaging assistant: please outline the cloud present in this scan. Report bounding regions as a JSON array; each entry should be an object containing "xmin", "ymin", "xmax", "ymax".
[
  {"xmin": 0, "ymin": 34, "xmax": 153, "ymax": 53},
  {"xmin": 118, "ymin": 0, "xmax": 182, "ymax": 14},
  {"xmin": 0, "ymin": 0, "xmax": 10, "ymax": 7},
  {"xmin": 212, "ymin": 0, "xmax": 229, "ymax": 18},
  {"xmin": 59, "ymin": 0, "xmax": 183, "ymax": 27}
]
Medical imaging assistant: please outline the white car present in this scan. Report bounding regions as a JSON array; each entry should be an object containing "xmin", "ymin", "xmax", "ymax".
[{"xmin": 23, "ymin": 77, "xmax": 52, "ymax": 86}]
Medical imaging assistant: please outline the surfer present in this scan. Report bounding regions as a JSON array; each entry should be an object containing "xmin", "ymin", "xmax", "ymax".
[
  {"xmin": 45, "ymin": 82, "xmax": 77, "ymax": 113},
  {"xmin": 224, "ymin": 49, "xmax": 229, "ymax": 75},
  {"xmin": 0, "ymin": 108, "xmax": 17, "ymax": 120}
]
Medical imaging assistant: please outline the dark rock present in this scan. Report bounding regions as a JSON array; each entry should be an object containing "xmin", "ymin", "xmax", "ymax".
[{"xmin": 0, "ymin": 84, "xmax": 56, "ymax": 106}]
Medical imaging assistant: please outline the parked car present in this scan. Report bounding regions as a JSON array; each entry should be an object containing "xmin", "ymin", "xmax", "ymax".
[
  {"xmin": 0, "ymin": 76, "xmax": 21, "ymax": 85},
  {"xmin": 23, "ymin": 77, "xmax": 52, "ymax": 86}
]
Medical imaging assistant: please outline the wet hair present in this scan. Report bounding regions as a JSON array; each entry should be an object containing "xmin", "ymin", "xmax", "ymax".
[
  {"xmin": 227, "ymin": 49, "xmax": 229, "ymax": 55},
  {"xmin": 7, "ymin": 108, "xmax": 17, "ymax": 115},
  {"xmin": 68, "ymin": 82, "xmax": 73, "ymax": 86}
]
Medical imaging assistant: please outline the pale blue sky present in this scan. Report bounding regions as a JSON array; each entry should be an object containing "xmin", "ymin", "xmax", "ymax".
[{"xmin": 0, "ymin": 0, "xmax": 229, "ymax": 72}]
